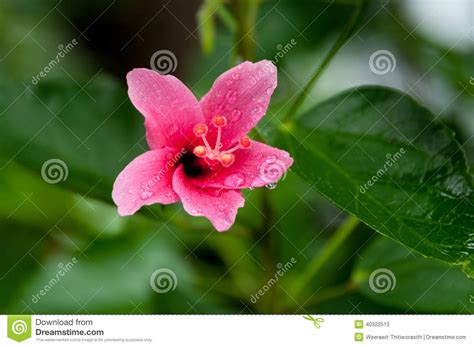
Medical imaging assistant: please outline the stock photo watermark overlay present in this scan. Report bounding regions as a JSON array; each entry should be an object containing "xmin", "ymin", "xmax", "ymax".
[
  {"xmin": 250, "ymin": 258, "xmax": 297, "ymax": 304},
  {"xmin": 359, "ymin": 148, "xmax": 406, "ymax": 194},
  {"xmin": 369, "ymin": 268, "xmax": 397, "ymax": 294},
  {"xmin": 369, "ymin": 49, "xmax": 397, "ymax": 75},
  {"xmin": 31, "ymin": 38, "xmax": 79, "ymax": 85},
  {"xmin": 31, "ymin": 258, "xmax": 79, "ymax": 304},
  {"xmin": 149, "ymin": 50, "xmax": 178, "ymax": 75},
  {"xmin": 41, "ymin": 159, "xmax": 69, "ymax": 184},
  {"xmin": 149, "ymin": 268, "xmax": 178, "ymax": 294}
]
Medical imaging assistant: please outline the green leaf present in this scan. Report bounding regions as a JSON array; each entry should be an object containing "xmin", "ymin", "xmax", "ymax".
[
  {"xmin": 279, "ymin": 86, "xmax": 474, "ymax": 277},
  {"xmin": 353, "ymin": 237, "xmax": 474, "ymax": 313},
  {"xmin": 12, "ymin": 225, "xmax": 195, "ymax": 313},
  {"xmin": 0, "ymin": 160, "xmax": 130, "ymax": 238},
  {"xmin": 0, "ymin": 75, "xmax": 146, "ymax": 203},
  {"xmin": 197, "ymin": 0, "xmax": 237, "ymax": 55},
  {"xmin": 197, "ymin": 0, "xmax": 217, "ymax": 55}
]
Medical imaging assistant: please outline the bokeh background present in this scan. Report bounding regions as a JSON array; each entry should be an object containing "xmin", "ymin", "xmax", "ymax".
[{"xmin": 0, "ymin": 0, "xmax": 473, "ymax": 314}]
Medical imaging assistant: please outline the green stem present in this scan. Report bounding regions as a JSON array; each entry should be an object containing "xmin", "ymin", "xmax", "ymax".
[
  {"xmin": 282, "ymin": 2, "xmax": 366, "ymax": 123},
  {"xmin": 291, "ymin": 215, "xmax": 360, "ymax": 299},
  {"xmin": 232, "ymin": 0, "xmax": 259, "ymax": 61},
  {"xmin": 259, "ymin": 188, "xmax": 277, "ymax": 311}
]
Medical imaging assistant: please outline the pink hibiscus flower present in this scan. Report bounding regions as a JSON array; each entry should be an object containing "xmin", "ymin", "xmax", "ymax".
[{"xmin": 112, "ymin": 60, "xmax": 293, "ymax": 231}]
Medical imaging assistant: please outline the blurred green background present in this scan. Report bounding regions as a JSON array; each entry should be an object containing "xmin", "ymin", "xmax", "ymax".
[{"xmin": 0, "ymin": 0, "xmax": 473, "ymax": 314}]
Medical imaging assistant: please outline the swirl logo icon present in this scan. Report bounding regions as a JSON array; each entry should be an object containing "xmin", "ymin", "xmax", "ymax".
[
  {"xmin": 150, "ymin": 50, "xmax": 178, "ymax": 75},
  {"xmin": 369, "ymin": 50, "xmax": 396, "ymax": 75},
  {"xmin": 41, "ymin": 159, "xmax": 68, "ymax": 184},
  {"xmin": 150, "ymin": 268, "xmax": 178, "ymax": 293},
  {"xmin": 369, "ymin": 268, "xmax": 396, "ymax": 294},
  {"xmin": 7, "ymin": 315, "xmax": 31, "ymax": 342}
]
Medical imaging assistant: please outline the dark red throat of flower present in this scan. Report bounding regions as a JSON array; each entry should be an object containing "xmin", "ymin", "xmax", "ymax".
[{"xmin": 191, "ymin": 115, "xmax": 251, "ymax": 170}]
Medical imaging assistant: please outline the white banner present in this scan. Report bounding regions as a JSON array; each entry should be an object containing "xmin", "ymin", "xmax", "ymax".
[{"xmin": 1, "ymin": 315, "xmax": 472, "ymax": 346}]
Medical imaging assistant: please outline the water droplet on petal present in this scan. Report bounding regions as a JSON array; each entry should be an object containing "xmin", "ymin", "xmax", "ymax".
[
  {"xmin": 266, "ymin": 87, "xmax": 273, "ymax": 95},
  {"xmin": 225, "ymin": 89, "xmax": 237, "ymax": 103},
  {"xmin": 224, "ymin": 173, "xmax": 246, "ymax": 188},
  {"xmin": 231, "ymin": 109, "xmax": 242, "ymax": 121},
  {"xmin": 128, "ymin": 189, "xmax": 133, "ymax": 194},
  {"xmin": 266, "ymin": 182, "xmax": 277, "ymax": 190},
  {"xmin": 141, "ymin": 191, "xmax": 153, "ymax": 200},
  {"xmin": 265, "ymin": 155, "xmax": 277, "ymax": 163},
  {"xmin": 231, "ymin": 73, "xmax": 239, "ymax": 80},
  {"xmin": 251, "ymin": 105, "xmax": 263, "ymax": 117}
]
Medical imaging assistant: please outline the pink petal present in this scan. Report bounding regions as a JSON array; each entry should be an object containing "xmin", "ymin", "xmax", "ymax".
[
  {"xmin": 172, "ymin": 166, "xmax": 245, "ymax": 231},
  {"xmin": 112, "ymin": 148, "xmax": 181, "ymax": 215},
  {"xmin": 200, "ymin": 60, "xmax": 277, "ymax": 148},
  {"xmin": 127, "ymin": 68, "xmax": 204, "ymax": 150},
  {"xmin": 190, "ymin": 141, "xmax": 293, "ymax": 189}
]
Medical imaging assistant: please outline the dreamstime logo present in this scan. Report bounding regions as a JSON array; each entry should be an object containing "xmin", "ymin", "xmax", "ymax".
[
  {"xmin": 369, "ymin": 268, "xmax": 396, "ymax": 294},
  {"xmin": 7, "ymin": 315, "xmax": 32, "ymax": 342},
  {"xmin": 250, "ymin": 60, "xmax": 276, "ymax": 86},
  {"xmin": 31, "ymin": 257, "xmax": 78, "ymax": 304},
  {"xmin": 41, "ymin": 159, "xmax": 68, "ymax": 184},
  {"xmin": 140, "ymin": 149, "xmax": 187, "ymax": 200},
  {"xmin": 369, "ymin": 50, "xmax": 396, "ymax": 75},
  {"xmin": 272, "ymin": 38, "xmax": 297, "ymax": 64},
  {"xmin": 150, "ymin": 268, "xmax": 178, "ymax": 293},
  {"xmin": 32, "ymin": 38, "xmax": 78, "ymax": 85},
  {"xmin": 150, "ymin": 50, "xmax": 178, "ymax": 75},
  {"xmin": 250, "ymin": 258, "xmax": 296, "ymax": 303},
  {"xmin": 11, "ymin": 320, "xmax": 28, "ymax": 335},
  {"xmin": 259, "ymin": 157, "xmax": 287, "ymax": 189},
  {"xmin": 359, "ymin": 148, "xmax": 406, "ymax": 194}
]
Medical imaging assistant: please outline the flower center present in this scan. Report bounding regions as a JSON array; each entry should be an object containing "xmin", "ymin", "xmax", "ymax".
[{"xmin": 192, "ymin": 115, "xmax": 251, "ymax": 168}]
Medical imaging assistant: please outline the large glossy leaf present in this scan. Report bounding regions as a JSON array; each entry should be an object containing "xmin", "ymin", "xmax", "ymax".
[
  {"xmin": 279, "ymin": 86, "xmax": 474, "ymax": 277},
  {"xmin": 13, "ymin": 230, "xmax": 195, "ymax": 313},
  {"xmin": 353, "ymin": 237, "xmax": 474, "ymax": 313},
  {"xmin": 0, "ymin": 76, "xmax": 146, "ymax": 203}
]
